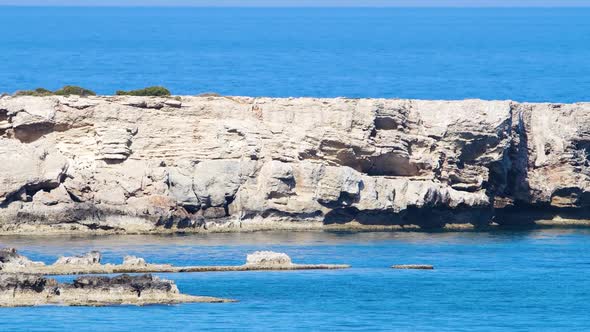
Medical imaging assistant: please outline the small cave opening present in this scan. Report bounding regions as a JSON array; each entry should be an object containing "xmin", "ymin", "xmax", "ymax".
[
  {"xmin": 364, "ymin": 152, "xmax": 421, "ymax": 177},
  {"xmin": 373, "ymin": 116, "xmax": 399, "ymax": 130},
  {"xmin": 0, "ymin": 109, "xmax": 8, "ymax": 122}
]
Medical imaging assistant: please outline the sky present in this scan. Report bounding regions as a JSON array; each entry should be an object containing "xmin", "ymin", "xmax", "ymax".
[{"xmin": 1, "ymin": 0, "xmax": 590, "ymax": 6}]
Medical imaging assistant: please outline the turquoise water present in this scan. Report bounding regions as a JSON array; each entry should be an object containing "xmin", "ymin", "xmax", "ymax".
[
  {"xmin": 1, "ymin": 230, "xmax": 590, "ymax": 331},
  {"xmin": 1, "ymin": 7, "xmax": 590, "ymax": 102}
]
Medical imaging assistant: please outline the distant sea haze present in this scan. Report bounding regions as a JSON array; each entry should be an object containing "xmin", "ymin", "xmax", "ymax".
[{"xmin": 1, "ymin": 7, "xmax": 589, "ymax": 102}]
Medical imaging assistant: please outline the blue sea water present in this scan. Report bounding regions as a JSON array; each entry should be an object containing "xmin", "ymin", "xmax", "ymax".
[
  {"xmin": 2, "ymin": 7, "xmax": 590, "ymax": 331},
  {"xmin": 0, "ymin": 7, "xmax": 590, "ymax": 102},
  {"xmin": 1, "ymin": 230, "xmax": 590, "ymax": 331}
]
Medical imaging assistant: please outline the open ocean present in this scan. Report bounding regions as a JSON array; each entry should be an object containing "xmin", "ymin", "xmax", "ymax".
[
  {"xmin": 2, "ymin": 7, "xmax": 590, "ymax": 331},
  {"xmin": 0, "ymin": 7, "xmax": 589, "ymax": 102}
]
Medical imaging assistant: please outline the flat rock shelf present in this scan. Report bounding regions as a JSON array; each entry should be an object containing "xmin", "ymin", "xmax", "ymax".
[
  {"xmin": 0, "ymin": 248, "xmax": 350, "ymax": 276},
  {"xmin": 392, "ymin": 264, "xmax": 434, "ymax": 270}
]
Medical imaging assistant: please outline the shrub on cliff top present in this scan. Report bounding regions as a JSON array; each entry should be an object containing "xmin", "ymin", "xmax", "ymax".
[
  {"xmin": 115, "ymin": 86, "xmax": 171, "ymax": 97},
  {"xmin": 14, "ymin": 88, "xmax": 53, "ymax": 97},
  {"xmin": 54, "ymin": 85, "xmax": 96, "ymax": 97},
  {"xmin": 197, "ymin": 92, "xmax": 222, "ymax": 97}
]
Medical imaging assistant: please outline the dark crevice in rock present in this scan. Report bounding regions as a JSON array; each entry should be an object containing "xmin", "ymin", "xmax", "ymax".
[
  {"xmin": 494, "ymin": 203, "xmax": 590, "ymax": 226},
  {"xmin": 259, "ymin": 209, "xmax": 323, "ymax": 220},
  {"xmin": 505, "ymin": 106, "xmax": 531, "ymax": 202},
  {"xmin": 324, "ymin": 206, "xmax": 494, "ymax": 229},
  {"xmin": 374, "ymin": 116, "xmax": 399, "ymax": 130},
  {"xmin": 365, "ymin": 152, "xmax": 421, "ymax": 176},
  {"xmin": 13, "ymin": 123, "xmax": 56, "ymax": 143},
  {"xmin": 1, "ymin": 169, "xmax": 67, "ymax": 208}
]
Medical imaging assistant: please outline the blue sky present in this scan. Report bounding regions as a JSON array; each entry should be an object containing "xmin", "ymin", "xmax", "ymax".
[{"xmin": 1, "ymin": 0, "xmax": 590, "ymax": 6}]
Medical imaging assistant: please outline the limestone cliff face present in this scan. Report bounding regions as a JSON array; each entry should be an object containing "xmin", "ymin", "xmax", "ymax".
[{"xmin": 1, "ymin": 95, "xmax": 589, "ymax": 233}]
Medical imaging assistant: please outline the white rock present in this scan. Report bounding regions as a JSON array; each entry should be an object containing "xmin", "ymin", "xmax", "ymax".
[
  {"xmin": 54, "ymin": 251, "xmax": 101, "ymax": 265},
  {"xmin": 245, "ymin": 251, "xmax": 292, "ymax": 266},
  {"xmin": 122, "ymin": 255, "xmax": 147, "ymax": 266}
]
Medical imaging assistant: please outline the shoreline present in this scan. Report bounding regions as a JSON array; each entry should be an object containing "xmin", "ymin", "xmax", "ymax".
[{"xmin": 1, "ymin": 219, "xmax": 590, "ymax": 236}]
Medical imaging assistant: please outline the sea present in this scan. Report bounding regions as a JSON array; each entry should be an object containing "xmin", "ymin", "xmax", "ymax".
[
  {"xmin": 1, "ymin": 6, "xmax": 590, "ymax": 331},
  {"xmin": 0, "ymin": 7, "xmax": 589, "ymax": 102},
  {"xmin": 1, "ymin": 230, "xmax": 590, "ymax": 331}
]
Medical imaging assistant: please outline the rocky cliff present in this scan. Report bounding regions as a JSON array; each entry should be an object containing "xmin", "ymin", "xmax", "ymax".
[{"xmin": 1, "ymin": 95, "xmax": 589, "ymax": 234}]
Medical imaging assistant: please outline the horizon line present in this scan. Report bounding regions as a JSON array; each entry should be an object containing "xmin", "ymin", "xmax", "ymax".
[{"xmin": 2, "ymin": 4, "xmax": 590, "ymax": 8}]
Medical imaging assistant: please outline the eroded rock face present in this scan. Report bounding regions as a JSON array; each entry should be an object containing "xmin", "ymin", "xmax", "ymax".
[{"xmin": 1, "ymin": 96, "xmax": 590, "ymax": 233}]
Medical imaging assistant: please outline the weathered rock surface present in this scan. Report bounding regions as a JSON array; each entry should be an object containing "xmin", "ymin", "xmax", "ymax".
[
  {"xmin": 0, "ymin": 248, "xmax": 349, "ymax": 275},
  {"xmin": 2, "ymin": 95, "xmax": 590, "ymax": 233},
  {"xmin": 0, "ymin": 273, "xmax": 231, "ymax": 307},
  {"xmin": 0, "ymin": 248, "xmax": 45, "ymax": 270},
  {"xmin": 246, "ymin": 251, "xmax": 292, "ymax": 266},
  {"xmin": 54, "ymin": 251, "xmax": 102, "ymax": 265}
]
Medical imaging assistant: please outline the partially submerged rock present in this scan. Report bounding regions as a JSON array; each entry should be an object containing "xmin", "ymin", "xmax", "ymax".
[
  {"xmin": 0, "ymin": 248, "xmax": 349, "ymax": 275},
  {"xmin": 122, "ymin": 255, "xmax": 147, "ymax": 267},
  {"xmin": 0, "ymin": 273, "xmax": 232, "ymax": 307},
  {"xmin": 54, "ymin": 251, "xmax": 102, "ymax": 265},
  {"xmin": 0, "ymin": 248, "xmax": 45, "ymax": 270},
  {"xmin": 392, "ymin": 264, "xmax": 434, "ymax": 270}
]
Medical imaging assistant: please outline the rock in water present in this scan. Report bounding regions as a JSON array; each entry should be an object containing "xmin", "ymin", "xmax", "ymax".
[
  {"xmin": 0, "ymin": 248, "xmax": 45, "ymax": 271},
  {"xmin": 0, "ymin": 249, "xmax": 348, "ymax": 275},
  {"xmin": 245, "ymin": 251, "xmax": 292, "ymax": 266},
  {"xmin": 392, "ymin": 265, "xmax": 434, "ymax": 270},
  {"xmin": 0, "ymin": 273, "xmax": 232, "ymax": 307},
  {"xmin": 54, "ymin": 251, "xmax": 102, "ymax": 265},
  {"xmin": 122, "ymin": 255, "xmax": 147, "ymax": 267}
]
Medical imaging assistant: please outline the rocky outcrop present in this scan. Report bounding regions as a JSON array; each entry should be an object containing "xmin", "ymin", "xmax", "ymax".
[
  {"xmin": 0, "ymin": 248, "xmax": 44, "ymax": 270},
  {"xmin": 2, "ymin": 95, "xmax": 590, "ymax": 233},
  {"xmin": 54, "ymin": 251, "xmax": 101, "ymax": 265},
  {"xmin": 246, "ymin": 251, "xmax": 292, "ymax": 266},
  {"xmin": 0, "ymin": 273, "xmax": 232, "ymax": 307},
  {"xmin": 0, "ymin": 248, "xmax": 349, "ymax": 275}
]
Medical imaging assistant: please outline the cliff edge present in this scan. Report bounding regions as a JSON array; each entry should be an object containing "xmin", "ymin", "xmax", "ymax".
[{"xmin": 1, "ymin": 95, "xmax": 589, "ymax": 233}]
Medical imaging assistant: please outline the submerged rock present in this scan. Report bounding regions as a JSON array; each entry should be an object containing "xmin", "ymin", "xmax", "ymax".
[
  {"xmin": 392, "ymin": 265, "xmax": 434, "ymax": 270},
  {"xmin": 0, "ymin": 273, "xmax": 232, "ymax": 307}
]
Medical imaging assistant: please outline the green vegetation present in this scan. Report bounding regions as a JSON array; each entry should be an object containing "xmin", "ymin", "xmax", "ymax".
[
  {"xmin": 14, "ymin": 88, "xmax": 53, "ymax": 96},
  {"xmin": 14, "ymin": 86, "xmax": 96, "ymax": 97},
  {"xmin": 54, "ymin": 85, "xmax": 96, "ymax": 96},
  {"xmin": 116, "ymin": 86, "xmax": 171, "ymax": 97}
]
